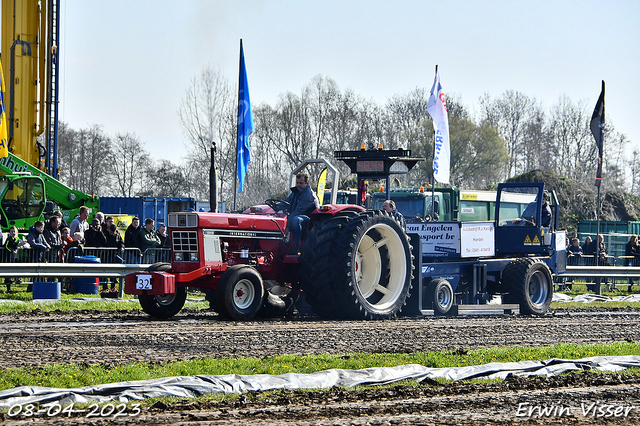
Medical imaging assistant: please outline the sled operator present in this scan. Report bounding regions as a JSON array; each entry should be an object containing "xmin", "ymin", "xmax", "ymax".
[
  {"xmin": 513, "ymin": 192, "xmax": 552, "ymax": 227},
  {"xmin": 275, "ymin": 172, "xmax": 319, "ymax": 255}
]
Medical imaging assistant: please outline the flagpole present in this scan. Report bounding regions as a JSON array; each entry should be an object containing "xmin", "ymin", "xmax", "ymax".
[
  {"xmin": 430, "ymin": 65, "xmax": 438, "ymax": 220},
  {"xmin": 594, "ymin": 127, "xmax": 604, "ymax": 296},
  {"xmin": 591, "ymin": 80, "xmax": 605, "ymax": 296},
  {"xmin": 431, "ymin": 129, "xmax": 436, "ymax": 220},
  {"xmin": 233, "ymin": 39, "xmax": 242, "ymax": 211},
  {"xmin": 595, "ymin": 183, "xmax": 601, "ymax": 294}
]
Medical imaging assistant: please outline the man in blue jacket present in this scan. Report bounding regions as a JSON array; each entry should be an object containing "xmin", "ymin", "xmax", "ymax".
[{"xmin": 276, "ymin": 172, "xmax": 319, "ymax": 255}]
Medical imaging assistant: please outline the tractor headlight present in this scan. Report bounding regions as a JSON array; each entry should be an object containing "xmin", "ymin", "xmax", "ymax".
[
  {"xmin": 190, "ymin": 252, "xmax": 199, "ymax": 262},
  {"xmin": 174, "ymin": 252, "xmax": 183, "ymax": 261}
]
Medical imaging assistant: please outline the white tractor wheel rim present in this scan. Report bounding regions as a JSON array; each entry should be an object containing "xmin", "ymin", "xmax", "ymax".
[
  {"xmin": 233, "ymin": 279, "xmax": 255, "ymax": 310},
  {"xmin": 354, "ymin": 223, "xmax": 407, "ymax": 311}
]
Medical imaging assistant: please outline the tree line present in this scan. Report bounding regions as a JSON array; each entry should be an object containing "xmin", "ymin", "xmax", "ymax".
[{"xmin": 57, "ymin": 69, "xmax": 633, "ymax": 210}]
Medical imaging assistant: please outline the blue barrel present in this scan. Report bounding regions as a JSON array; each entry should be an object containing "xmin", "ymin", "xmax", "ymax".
[
  {"xmin": 72, "ymin": 255, "xmax": 101, "ymax": 294},
  {"xmin": 33, "ymin": 282, "xmax": 61, "ymax": 300}
]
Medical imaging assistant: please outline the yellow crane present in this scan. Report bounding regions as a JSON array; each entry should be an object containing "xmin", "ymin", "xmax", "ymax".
[{"xmin": 0, "ymin": 0, "xmax": 98, "ymax": 231}]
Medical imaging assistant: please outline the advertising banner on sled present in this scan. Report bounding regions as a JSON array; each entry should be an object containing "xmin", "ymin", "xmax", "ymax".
[
  {"xmin": 406, "ymin": 222, "xmax": 460, "ymax": 257},
  {"xmin": 460, "ymin": 222, "xmax": 495, "ymax": 258}
]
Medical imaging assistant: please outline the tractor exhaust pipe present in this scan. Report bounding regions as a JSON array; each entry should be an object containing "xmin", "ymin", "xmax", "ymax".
[{"xmin": 210, "ymin": 142, "xmax": 217, "ymax": 212}]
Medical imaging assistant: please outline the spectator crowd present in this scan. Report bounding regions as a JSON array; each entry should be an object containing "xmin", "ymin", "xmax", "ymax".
[{"xmin": 1, "ymin": 206, "xmax": 171, "ymax": 265}]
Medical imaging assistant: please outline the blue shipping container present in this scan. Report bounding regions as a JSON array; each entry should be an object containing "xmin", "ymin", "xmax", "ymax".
[{"xmin": 100, "ymin": 197, "xmax": 195, "ymax": 226}]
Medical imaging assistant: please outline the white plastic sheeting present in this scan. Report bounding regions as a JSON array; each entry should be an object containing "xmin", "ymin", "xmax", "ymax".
[
  {"xmin": 553, "ymin": 293, "xmax": 640, "ymax": 303},
  {"xmin": 0, "ymin": 355, "xmax": 639, "ymax": 408}
]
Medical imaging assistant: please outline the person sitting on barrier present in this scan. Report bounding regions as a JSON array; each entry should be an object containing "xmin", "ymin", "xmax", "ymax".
[
  {"xmin": 85, "ymin": 218, "xmax": 107, "ymax": 247},
  {"xmin": 27, "ymin": 221, "xmax": 51, "ymax": 262},
  {"xmin": 382, "ymin": 199, "xmax": 406, "ymax": 229},
  {"xmin": 275, "ymin": 172, "xmax": 320, "ymax": 255},
  {"xmin": 3, "ymin": 226, "xmax": 24, "ymax": 290}
]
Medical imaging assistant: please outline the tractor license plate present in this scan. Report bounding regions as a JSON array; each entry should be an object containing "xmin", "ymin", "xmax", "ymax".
[{"xmin": 135, "ymin": 274, "xmax": 152, "ymax": 290}]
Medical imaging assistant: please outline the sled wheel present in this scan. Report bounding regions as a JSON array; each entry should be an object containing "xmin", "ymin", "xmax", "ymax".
[
  {"xmin": 502, "ymin": 258, "xmax": 553, "ymax": 315},
  {"xmin": 216, "ymin": 265, "xmax": 265, "ymax": 320},
  {"xmin": 425, "ymin": 278, "xmax": 453, "ymax": 315}
]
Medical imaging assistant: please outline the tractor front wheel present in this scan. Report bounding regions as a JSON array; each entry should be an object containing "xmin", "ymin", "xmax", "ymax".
[
  {"xmin": 138, "ymin": 263, "xmax": 185, "ymax": 319},
  {"xmin": 216, "ymin": 265, "xmax": 265, "ymax": 320},
  {"xmin": 139, "ymin": 287, "xmax": 187, "ymax": 319}
]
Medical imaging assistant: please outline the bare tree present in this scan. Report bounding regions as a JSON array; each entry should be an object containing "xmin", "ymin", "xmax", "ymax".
[
  {"xmin": 480, "ymin": 91, "xmax": 537, "ymax": 177},
  {"xmin": 57, "ymin": 121, "xmax": 80, "ymax": 187},
  {"xmin": 104, "ymin": 133, "xmax": 150, "ymax": 197},
  {"xmin": 58, "ymin": 124, "xmax": 109, "ymax": 195},
  {"xmin": 630, "ymin": 149, "xmax": 640, "ymax": 196},
  {"xmin": 604, "ymin": 128, "xmax": 630, "ymax": 189},
  {"xmin": 178, "ymin": 66, "xmax": 234, "ymax": 201},
  {"xmin": 548, "ymin": 96, "xmax": 592, "ymax": 181},
  {"xmin": 143, "ymin": 160, "xmax": 188, "ymax": 197}
]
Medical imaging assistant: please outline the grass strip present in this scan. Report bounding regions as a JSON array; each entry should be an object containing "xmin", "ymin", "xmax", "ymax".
[{"xmin": 0, "ymin": 342, "xmax": 638, "ymax": 391}]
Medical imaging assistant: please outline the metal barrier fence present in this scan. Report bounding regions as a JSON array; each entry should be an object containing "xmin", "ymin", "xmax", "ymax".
[
  {"xmin": 0, "ymin": 247, "xmax": 170, "ymax": 265},
  {"xmin": 0, "ymin": 247, "xmax": 170, "ymax": 296},
  {"xmin": 561, "ymin": 253, "xmax": 640, "ymax": 292},
  {"xmin": 566, "ymin": 254, "xmax": 616, "ymax": 267}
]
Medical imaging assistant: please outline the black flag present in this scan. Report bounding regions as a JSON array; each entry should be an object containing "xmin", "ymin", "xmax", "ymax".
[{"xmin": 590, "ymin": 80, "xmax": 605, "ymax": 187}]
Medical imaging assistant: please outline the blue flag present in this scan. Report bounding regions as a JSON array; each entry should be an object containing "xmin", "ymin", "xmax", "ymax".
[{"xmin": 237, "ymin": 40, "xmax": 254, "ymax": 192}]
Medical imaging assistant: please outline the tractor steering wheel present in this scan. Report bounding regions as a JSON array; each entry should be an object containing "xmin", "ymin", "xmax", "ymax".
[{"xmin": 265, "ymin": 199, "xmax": 289, "ymax": 212}]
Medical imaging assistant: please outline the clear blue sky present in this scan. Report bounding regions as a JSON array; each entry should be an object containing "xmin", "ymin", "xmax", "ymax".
[{"xmin": 60, "ymin": 0, "xmax": 639, "ymax": 163}]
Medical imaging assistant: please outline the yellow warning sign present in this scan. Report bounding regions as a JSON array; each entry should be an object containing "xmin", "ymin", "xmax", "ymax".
[
  {"xmin": 524, "ymin": 235, "xmax": 532, "ymax": 245},
  {"xmin": 532, "ymin": 235, "xmax": 541, "ymax": 244}
]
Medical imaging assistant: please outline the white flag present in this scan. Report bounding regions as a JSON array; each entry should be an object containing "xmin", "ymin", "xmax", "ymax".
[{"xmin": 427, "ymin": 68, "xmax": 450, "ymax": 184}]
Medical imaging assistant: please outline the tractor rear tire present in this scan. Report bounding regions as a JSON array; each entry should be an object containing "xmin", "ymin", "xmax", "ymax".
[
  {"xmin": 425, "ymin": 278, "xmax": 454, "ymax": 315},
  {"xmin": 300, "ymin": 210, "xmax": 413, "ymax": 320},
  {"xmin": 502, "ymin": 258, "xmax": 553, "ymax": 315},
  {"xmin": 216, "ymin": 265, "xmax": 265, "ymax": 320}
]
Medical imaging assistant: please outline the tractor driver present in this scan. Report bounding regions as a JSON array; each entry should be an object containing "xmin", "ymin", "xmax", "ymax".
[
  {"xmin": 513, "ymin": 192, "xmax": 552, "ymax": 227},
  {"xmin": 275, "ymin": 172, "xmax": 320, "ymax": 255}
]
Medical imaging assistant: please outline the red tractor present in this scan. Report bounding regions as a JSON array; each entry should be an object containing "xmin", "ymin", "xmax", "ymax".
[{"xmin": 125, "ymin": 152, "xmax": 419, "ymax": 320}]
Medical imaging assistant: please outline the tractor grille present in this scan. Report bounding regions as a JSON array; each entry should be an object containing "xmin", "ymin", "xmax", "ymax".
[
  {"xmin": 168, "ymin": 213, "xmax": 198, "ymax": 228},
  {"xmin": 172, "ymin": 231, "xmax": 198, "ymax": 252}
]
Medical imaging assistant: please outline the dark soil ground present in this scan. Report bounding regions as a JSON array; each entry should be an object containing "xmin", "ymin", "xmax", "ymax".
[{"xmin": 2, "ymin": 307, "xmax": 640, "ymax": 425}]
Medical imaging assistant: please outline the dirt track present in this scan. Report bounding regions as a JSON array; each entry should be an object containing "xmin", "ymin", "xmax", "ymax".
[{"xmin": 2, "ymin": 307, "xmax": 640, "ymax": 424}]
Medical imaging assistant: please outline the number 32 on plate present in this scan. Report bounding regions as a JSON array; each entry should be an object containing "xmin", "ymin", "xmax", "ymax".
[{"xmin": 135, "ymin": 274, "xmax": 152, "ymax": 290}]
